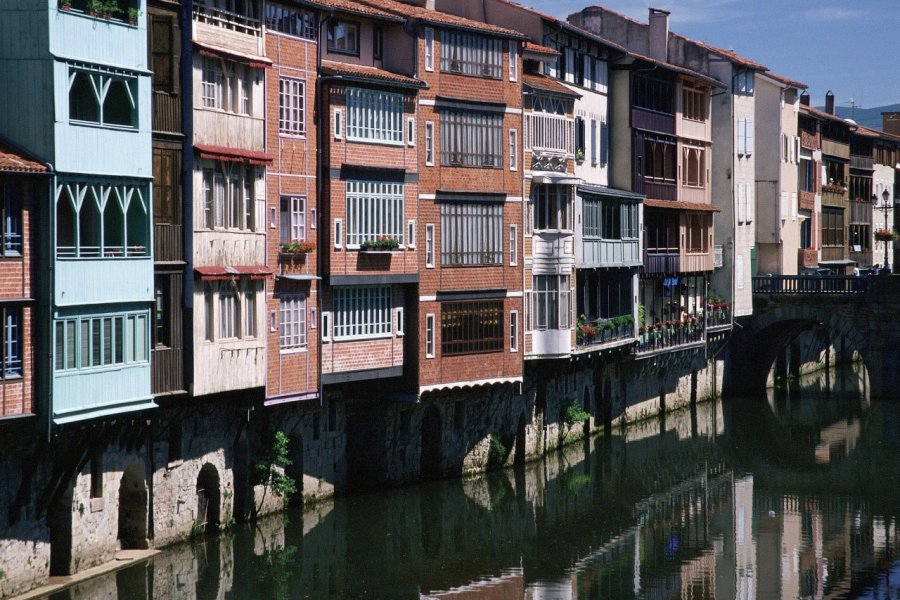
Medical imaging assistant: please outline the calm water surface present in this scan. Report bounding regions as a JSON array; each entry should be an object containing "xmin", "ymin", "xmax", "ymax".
[{"xmin": 47, "ymin": 365, "xmax": 899, "ymax": 599}]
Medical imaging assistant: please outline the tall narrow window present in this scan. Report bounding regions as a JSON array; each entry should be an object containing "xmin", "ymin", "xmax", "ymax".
[
  {"xmin": 244, "ymin": 282, "xmax": 257, "ymax": 338},
  {"xmin": 424, "ymin": 28, "xmax": 435, "ymax": 72},
  {"xmin": 278, "ymin": 77, "xmax": 305, "ymax": 136},
  {"xmin": 373, "ymin": 27, "xmax": 383, "ymax": 60},
  {"xmin": 509, "ymin": 310, "xmax": 518, "ymax": 353},
  {"xmin": 425, "ymin": 314, "xmax": 435, "ymax": 358},
  {"xmin": 280, "ymin": 294, "xmax": 307, "ymax": 349},
  {"xmin": 218, "ymin": 283, "xmax": 238, "ymax": 340},
  {"xmin": 280, "ymin": 196, "xmax": 306, "ymax": 242},
  {"xmin": 0, "ymin": 181, "xmax": 22, "ymax": 257},
  {"xmin": 425, "ymin": 122, "xmax": 435, "ymax": 166},
  {"xmin": 2, "ymin": 306, "xmax": 22, "ymax": 378},
  {"xmin": 509, "ymin": 224, "xmax": 518, "ymax": 266},
  {"xmin": 509, "ymin": 129, "xmax": 518, "ymax": 171},
  {"xmin": 425, "ymin": 223, "xmax": 434, "ymax": 268},
  {"xmin": 508, "ymin": 40, "xmax": 518, "ymax": 82},
  {"xmin": 204, "ymin": 284, "xmax": 214, "ymax": 341}
]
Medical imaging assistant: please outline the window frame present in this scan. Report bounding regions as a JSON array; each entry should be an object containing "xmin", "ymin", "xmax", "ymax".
[
  {"xmin": 279, "ymin": 293, "xmax": 308, "ymax": 351},
  {"xmin": 278, "ymin": 76, "xmax": 306, "ymax": 137},
  {"xmin": 327, "ymin": 20, "xmax": 360, "ymax": 56},
  {"xmin": 332, "ymin": 286, "xmax": 393, "ymax": 341},
  {"xmin": 440, "ymin": 300, "xmax": 504, "ymax": 356}
]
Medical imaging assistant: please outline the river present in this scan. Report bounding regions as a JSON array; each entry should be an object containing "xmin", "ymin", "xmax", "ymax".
[{"xmin": 43, "ymin": 364, "xmax": 899, "ymax": 599}]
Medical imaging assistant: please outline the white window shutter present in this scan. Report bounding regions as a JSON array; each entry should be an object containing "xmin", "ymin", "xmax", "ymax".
[{"xmin": 746, "ymin": 119, "xmax": 753, "ymax": 156}]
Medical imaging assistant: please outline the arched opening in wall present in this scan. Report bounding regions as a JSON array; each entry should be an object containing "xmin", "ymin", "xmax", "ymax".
[
  {"xmin": 602, "ymin": 378, "xmax": 613, "ymax": 436},
  {"xmin": 196, "ymin": 463, "xmax": 221, "ymax": 535},
  {"xmin": 514, "ymin": 411, "xmax": 527, "ymax": 465},
  {"xmin": 419, "ymin": 405, "xmax": 443, "ymax": 480},
  {"xmin": 117, "ymin": 463, "xmax": 149, "ymax": 550},
  {"xmin": 582, "ymin": 387, "xmax": 592, "ymax": 438},
  {"xmin": 48, "ymin": 480, "xmax": 74, "ymax": 576}
]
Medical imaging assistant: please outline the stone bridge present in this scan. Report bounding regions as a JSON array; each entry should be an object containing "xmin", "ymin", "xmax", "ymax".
[{"xmin": 725, "ymin": 276, "xmax": 900, "ymax": 399}]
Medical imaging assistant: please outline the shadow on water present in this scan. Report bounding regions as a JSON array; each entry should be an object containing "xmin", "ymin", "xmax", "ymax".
[{"xmin": 44, "ymin": 364, "xmax": 899, "ymax": 599}]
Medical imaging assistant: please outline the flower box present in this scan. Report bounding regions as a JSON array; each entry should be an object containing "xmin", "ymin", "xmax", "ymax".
[
  {"xmin": 359, "ymin": 236, "xmax": 400, "ymax": 252},
  {"xmin": 280, "ymin": 241, "xmax": 315, "ymax": 257}
]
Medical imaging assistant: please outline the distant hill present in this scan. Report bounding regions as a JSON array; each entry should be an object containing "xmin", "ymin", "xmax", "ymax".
[{"xmin": 815, "ymin": 103, "xmax": 900, "ymax": 130}]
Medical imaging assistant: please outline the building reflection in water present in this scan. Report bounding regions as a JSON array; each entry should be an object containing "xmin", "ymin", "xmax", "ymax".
[{"xmin": 44, "ymin": 365, "xmax": 898, "ymax": 600}]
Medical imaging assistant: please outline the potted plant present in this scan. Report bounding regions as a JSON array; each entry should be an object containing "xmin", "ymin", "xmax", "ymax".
[
  {"xmin": 360, "ymin": 236, "xmax": 400, "ymax": 252},
  {"xmin": 875, "ymin": 228, "xmax": 897, "ymax": 242},
  {"xmin": 281, "ymin": 240, "xmax": 315, "ymax": 256},
  {"xmin": 60, "ymin": 0, "xmax": 72, "ymax": 11},
  {"xmin": 88, "ymin": 0, "xmax": 104, "ymax": 17},
  {"xmin": 127, "ymin": 7, "xmax": 139, "ymax": 24}
]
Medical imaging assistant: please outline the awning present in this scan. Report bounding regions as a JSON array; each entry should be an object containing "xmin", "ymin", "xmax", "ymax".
[
  {"xmin": 193, "ymin": 40, "xmax": 272, "ymax": 69},
  {"xmin": 195, "ymin": 265, "xmax": 272, "ymax": 280},
  {"xmin": 195, "ymin": 144, "xmax": 273, "ymax": 166},
  {"xmin": 531, "ymin": 174, "xmax": 581, "ymax": 185},
  {"xmin": 277, "ymin": 274, "xmax": 321, "ymax": 281},
  {"xmin": 643, "ymin": 199, "xmax": 721, "ymax": 213}
]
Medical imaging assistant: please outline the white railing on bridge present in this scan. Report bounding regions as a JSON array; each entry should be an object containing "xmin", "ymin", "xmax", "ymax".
[{"xmin": 752, "ymin": 275, "xmax": 871, "ymax": 294}]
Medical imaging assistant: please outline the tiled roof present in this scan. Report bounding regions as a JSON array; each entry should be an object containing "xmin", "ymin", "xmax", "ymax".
[
  {"xmin": 676, "ymin": 35, "xmax": 767, "ymax": 71},
  {"xmin": 298, "ymin": 0, "xmax": 403, "ymax": 22},
  {"xmin": 801, "ymin": 104, "xmax": 851, "ymax": 125},
  {"xmin": 523, "ymin": 73, "xmax": 580, "ymax": 98},
  {"xmin": 321, "ymin": 60, "xmax": 426, "ymax": 88},
  {"xmin": 764, "ymin": 72, "xmax": 808, "ymax": 89},
  {"xmin": 356, "ymin": 0, "xmax": 527, "ymax": 38},
  {"xmin": 627, "ymin": 51, "xmax": 724, "ymax": 88},
  {"xmin": 524, "ymin": 41, "xmax": 559, "ymax": 56},
  {"xmin": 0, "ymin": 139, "xmax": 47, "ymax": 173},
  {"xmin": 643, "ymin": 199, "xmax": 721, "ymax": 213}
]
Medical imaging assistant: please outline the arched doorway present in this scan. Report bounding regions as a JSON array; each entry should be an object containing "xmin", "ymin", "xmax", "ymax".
[
  {"xmin": 48, "ymin": 480, "xmax": 74, "ymax": 576},
  {"xmin": 118, "ymin": 463, "xmax": 149, "ymax": 549},
  {"xmin": 196, "ymin": 464, "xmax": 221, "ymax": 535},
  {"xmin": 419, "ymin": 406, "xmax": 443, "ymax": 480}
]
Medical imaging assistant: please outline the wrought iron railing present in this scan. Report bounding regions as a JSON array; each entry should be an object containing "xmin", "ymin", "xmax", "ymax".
[
  {"xmin": 636, "ymin": 320, "xmax": 704, "ymax": 353},
  {"xmin": 752, "ymin": 275, "xmax": 870, "ymax": 294}
]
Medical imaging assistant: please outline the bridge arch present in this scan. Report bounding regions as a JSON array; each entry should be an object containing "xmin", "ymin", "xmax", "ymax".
[{"xmin": 729, "ymin": 276, "xmax": 900, "ymax": 399}]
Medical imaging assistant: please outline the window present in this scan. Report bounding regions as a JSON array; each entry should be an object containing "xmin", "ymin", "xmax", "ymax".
[
  {"xmin": 733, "ymin": 69, "xmax": 754, "ymax": 95},
  {"xmin": 425, "ymin": 314, "xmax": 435, "ymax": 358},
  {"xmin": 56, "ymin": 180, "xmax": 150, "ymax": 259},
  {"xmin": 395, "ymin": 307, "xmax": 404, "ymax": 336},
  {"xmin": 509, "ymin": 129, "xmax": 517, "ymax": 171},
  {"xmin": 425, "ymin": 223, "xmax": 434, "ymax": 268},
  {"xmin": 265, "ymin": 3, "xmax": 317, "ymax": 40},
  {"xmin": 204, "ymin": 286, "xmax": 214, "ymax": 341},
  {"xmin": 441, "ymin": 301, "xmax": 503, "ymax": 355},
  {"xmin": 686, "ymin": 214, "xmax": 710, "ymax": 253},
  {"xmin": 327, "ymin": 20, "xmax": 358, "ymax": 55},
  {"xmin": 643, "ymin": 135, "xmax": 677, "ymax": 183},
  {"xmin": 153, "ymin": 147, "xmax": 181, "ymax": 227},
  {"xmin": 201, "ymin": 163, "xmax": 257, "ymax": 231},
  {"xmin": 1, "ymin": 306, "xmax": 22, "ymax": 378},
  {"xmin": 373, "ymin": 26, "xmax": 383, "ymax": 60},
  {"xmin": 153, "ymin": 275, "xmax": 170, "ymax": 348},
  {"xmin": 682, "ymin": 146, "xmax": 706, "ymax": 188},
  {"xmin": 575, "ymin": 117, "xmax": 585, "ymax": 158},
  {"xmin": 682, "ymin": 84, "xmax": 707, "ymax": 121},
  {"xmin": 333, "ymin": 286, "xmax": 392, "ymax": 340},
  {"xmin": 424, "ymin": 122, "xmax": 434, "ymax": 166},
  {"xmin": 334, "ymin": 218, "xmax": 342, "ymax": 249},
  {"xmin": 407, "ymin": 220, "xmax": 416, "ymax": 249},
  {"xmin": 280, "ymin": 196, "xmax": 306, "ymax": 242},
  {"xmin": 509, "ymin": 40, "xmax": 518, "ymax": 82},
  {"xmin": 737, "ymin": 118, "xmax": 754, "ymax": 157},
  {"xmin": 407, "ymin": 118, "xmax": 416, "ymax": 146},
  {"xmin": 0, "ymin": 180, "xmax": 22, "ymax": 257},
  {"xmin": 582, "ymin": 195, "xmax": 639, "ymax": 240},
  {"xmin": 54, "ymin": 311, "xmax": 148, "ymax": 371},
  {"xmin": 218, "ymin": 284, "xmax": 239, "ymax": 339},
  {"xmin": 800, "ymin": 157, "xmax": 815, "ymax": 193},
  {"xmin": 440, "ymin": 30, "xmax": 502, "ymax": 79},
  {"xmin": 345, "ymin": 180, "xmax": 404, "ymax": 247},
  {"xmin": 440, "ymin": 109, "xmax": 503, "ymax": 168},
  {"xmin": 600, "ymin": 121, "xmax": 609, "ymax": 165},
  {"xmin": 201, "ymin": 58, "xmax": 254, "ymax": 115},
  {"xmin": 509, "ymin": 310, "xmax": 518, "ymax": 352},
  {"xmin": 440, "ymin": 200, "xmax": 503, "ymax": 266},
  {"xmin": 244, "ymin": 282, "xmax": 257, "ymax": 338},
  {"xmin": 150, "ymin": 14, "xmax": 178, "ymax": 93},
  {"xmin": 279, "ymin": 294, "xmax": 307, "ymax": 349},
  {"xmin": 533, "ymin": 184, "xmax": 572, "ymax": 231},
  {"xmin": 632, "ymin": 73, "xmax": 674, "ymax": 114},
  {"xmin": 821, "ymin": 207, "xmax": 844, "ymax": 246},
  {"xmin": 800, "ymin": 215, "xmax": 813, "ymax": 249},
  {"xmin": 278, "ymin": 77, "xmax": 305, "ymax": 136},
  {"xmin": 346, "ymin": 87, "xmax": 405, "ymax": 144},
  {"xmin": 524, "ymin": 95, "xmax": 572, "ymax": 155},
  {"xmin": 334, "ymin": 109, "xmax": 343, "ymax": 139},
  {"xmin": 424, "ymin": 28, "xmax": 434, "ymax": 72},
  {"xmin": 69, "ymin": 68, "xmax": 137, "ymax": 128},
  {"xmin": 509, "ymin": 224, "xmax": 517, "ymax": 266},
  {"xmin": 590, "ymin": 120, "xmax": 597, "ymax": 165},
  {"xmin": 531, "ymin": 275, "xmax": 571, "ymax": 331}
]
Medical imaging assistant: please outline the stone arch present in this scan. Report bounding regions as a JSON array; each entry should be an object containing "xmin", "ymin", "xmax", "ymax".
[
  {"xmin": 117, "ymin": 462, "xmax": 149, "ymax": 549},
  {"xmin": 48, "ymin": 479, "xmax": 74, "ymax": 576},
  {"xmin": 728, "ymin": 301, "xmax": 872, "ymax": 397},
  {"xmin": 196, "ymin": 463, "xmax": 221, "ymax": 535},
  {"xmin": 419, "ymin": 405, "xmax": 443, "ymax": 480}
]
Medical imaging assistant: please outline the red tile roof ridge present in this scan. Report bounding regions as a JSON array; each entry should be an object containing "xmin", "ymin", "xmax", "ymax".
[
  {"xmin": 355, "ymin": 0, "xmax": 527, "ymax": 38},
  {"xmin": 523, "ymin": 73, "xmax": 581, "ymax": 97},
  {"xmin": 321, "ymin": 60, "xmax": 425, "ymax": 87},
  {"xmin": 761, "ymin": 71, "xmax": 808, "ymax": 89},
  {"xmin": 524, "ymin": 41, "xmax": 559, "ymax": 55},
  {"xmin": 626, "ymin": 50, "xmax": 723, "ymax": 88},
  {"xmin": 0, "ymin": 137, "xmax": 49, "ymax": 173},
  {"xmin": 299, "ymin": 0, "xmax": 402, "ymax": 21}
]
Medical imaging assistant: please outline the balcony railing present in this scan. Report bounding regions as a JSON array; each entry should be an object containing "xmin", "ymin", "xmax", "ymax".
[
  {"xmin": 576, "ymin": 316, "xmax": 634, "ymax": 349},
  {"xmin": 644, "ymin": 251, "xmax": 680, "ymax": 274},
  {"xmin": 193, "ymin": 4, "xmax": 261, "ymax": 36},
  {"xmin": 706, "ymin": 303, "xmax": 731, "ymax": 329},
  {"xmin": 525, "ymin": 113, "xmax": 574, "ymax": 157},
  {"xmin": 58, "ymin": 245, "xmax": 150, "ymax": 259},
  {"xmin": 636, "ymin": 320, "xmax": 703, "ymax": 353},
  {"xmin": 752, "ymin": 275, "xmax": 870, "ymax": 294}
]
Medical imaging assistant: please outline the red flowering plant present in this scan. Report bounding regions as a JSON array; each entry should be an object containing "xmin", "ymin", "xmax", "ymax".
[
  {"xmin": 281, "ymin": 240, "xmax": 316, "ymax": 255},
  {"xmin": 874, "ymin": 228, "xmax": 898, "ymax": 242},
  {"xmin": 360, "ymin": 236, "xmax": 400, "ymax": 251}
]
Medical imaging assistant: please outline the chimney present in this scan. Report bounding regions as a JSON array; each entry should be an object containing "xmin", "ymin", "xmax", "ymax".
[
  {"xmin": 825, "ymin": 90, "xmax": 835, "ymax": 115},
  {"xmin": 799, "ymin": 91, "xmax": 810, "ymax": 106},
  {"xmin": 648, "ymin": 8, "xmax": 670, "ymax": 62},
  {"xmin": 883, "ymin": 112, "xmax": 900, "ymax": 136}
]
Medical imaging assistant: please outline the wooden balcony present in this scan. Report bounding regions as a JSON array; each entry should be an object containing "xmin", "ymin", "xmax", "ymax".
[
  {"xmin": 154, "ymin": 224, "xmax": 183, "ymax": 263},
  {"xmin": 644, "ymin": 252, "xmax": 680, "ymax": 274},
  {"xmin": 152, "ymin": 91, "xmax": 181, "ymax": 135},
  {"xmin": 798, "ymin": 248, "xmax": 819, "ymax": 268},
  {"xmin": 822, "ymin": 138, "xmax": 849, "ymax": 160},
  {"xmin": 152, "ymin": 347, "xmax": 184, "ymax": 395},
  {"xmin": 639, "ymin": 180, "xmax": 677, "ymax": 201},
  {"xmin": 681, "ymin": 252, "xmax": 713, "ymax": 273},
  {"xmin": 799, "ymin": 190, "xmax": 816, "ymax": 211},
  {"xmin": 821, "ymin": 245, "xmax": 847, "ymax": 262},
  {"xmin": 800, "ymin": 130, "xmax": 820, "ymax": 150},
  {"xmin": 821, "ymin": 187, "xmax": 848, "ymax": 209},
  {"xmin": 850, "ymin": 154, "xmax": 874, "ymax": 171},
  {"xmin": 632, "ymin": 107, "xmax": 675, "ymax": 135}
]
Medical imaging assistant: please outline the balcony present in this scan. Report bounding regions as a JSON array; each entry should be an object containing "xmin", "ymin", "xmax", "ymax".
[
  {"xmin": 532, "ymin": 231, "xmax": 575, "ymax": 266},
  {"xmin": 800, "ymin": 130, "xmax": 820, "ymax": 150},
  {"xmin": 192, "ymin": 4, "xmax": 263, "ymax": 57},
  {"xmin": 525, "ymin": 113, "xmax": 574, "ymax": 160},
  {"xmin": 636, "ymin": 319, "xmax": 704, "ymax": 354},
  {"xmin": 632, "ymin": 107, "xmax": 675, "ymax": 135},
  {"xmin": 55, "ymin": 255, "xmax": 153, "ymax": 306},
  {"xmin": 53, "ymin": 364, "xmax": 154, "ymax": 424},
  {"xmin": 799, "ymin": 248, "xmax": 819, "ymax": 268},
  {"xmin": 681, "ymin": 251, "xmax": 713, "ymax": 273},
  {"xmin": 821, "ymin": 139, "xmax": 849, "ymax": 160},
  {"xmin": 799, "ymin": 190, "xmax": 816, "ymax": 211},
  {"xmin": 705, "ymin": 302, "xmax": 731, "ymax": 330},
  {"xmin": 641, "ymin": 180, "xmax": 677, "ymax": 201},
  {"xmin": 576, "ymin": 316, "xmax": 635, "ymax": 351},
  {"xmin": 850, "ymin": 154, "xmax": 874, "ymax": 171},
  {"xmin": 821, "ymin": 186, "xmax": 848, "ymax": 209},
  {"xmin": 644, "ymin": 251, "xmax": 680, "ymax": 274},
  {"xmin": 821, "ymin": 245, "xmax": 847, "ymax": 262},
  {"xmin": 194, "ymin": 110, "xmax": 264, "ymax": 152},
  {"xmin": 580, "ymin": 237, "xmax": 641, "ymax": 268}
]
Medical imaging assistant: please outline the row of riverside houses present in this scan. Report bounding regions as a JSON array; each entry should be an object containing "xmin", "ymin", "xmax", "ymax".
[{"xmin": 0, "ymin": 0, "xmax": 899, "ymax": 594}]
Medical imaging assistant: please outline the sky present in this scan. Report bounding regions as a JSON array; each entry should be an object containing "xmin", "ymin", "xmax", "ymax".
[{"xmin": 523, "ymin": 0, "xmax": 900, "ymax": 110}]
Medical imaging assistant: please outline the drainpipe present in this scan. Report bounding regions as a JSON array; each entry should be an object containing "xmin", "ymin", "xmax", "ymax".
[
  {"xmin": 316, "ymin": 9, "xmax": 335, "ymax": 410},
  {"xmin": 45, "ymin": 165, "xmax": 56, "ymax": 443}
]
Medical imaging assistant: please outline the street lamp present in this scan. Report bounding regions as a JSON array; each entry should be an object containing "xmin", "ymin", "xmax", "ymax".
[{"xmin": 872, "ymin": 189, "xmax": 892, "ymax": 271}]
